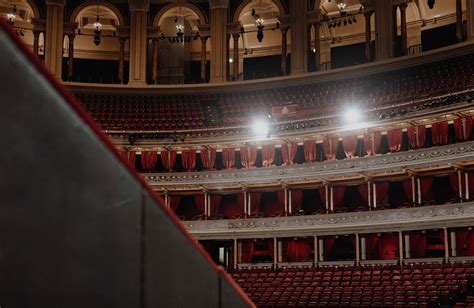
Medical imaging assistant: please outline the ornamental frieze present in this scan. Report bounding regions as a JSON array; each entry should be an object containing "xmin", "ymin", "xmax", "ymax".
[
  {"xmin": 184, "ymin": 202, "xmax": 474, "ymax": 240},
  {"xmin": 143, "ymin": 141, "xmax": 474, "ymax": 189}
]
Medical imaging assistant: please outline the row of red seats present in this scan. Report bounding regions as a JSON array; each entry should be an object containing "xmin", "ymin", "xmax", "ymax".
[
  {"xmin": 232, "ymin": 262, "xmax": 474, "ymax": 307},
  {"xmin": 74, "ymin": 53, "xmax": 474, "ymax": 131}
]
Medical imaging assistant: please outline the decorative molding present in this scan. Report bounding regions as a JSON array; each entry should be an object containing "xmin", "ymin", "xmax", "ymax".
[
  {"xmin": 144, "ymin": 141, "xmax": 474, "ymax": 189},
  {"xmin": 209, "ymin": 0, "xmax": 229, "ymax": 10},
  {"xmin": 45, "ymin": 0, "xmax": 66, "ymax": 7},
  {"xmin": 128, "ymin": 0, "xmax": 150, "ymax": 12},
  {"xmin": 184, "ymin": 202, "xmax": 474, "ymax": 240},
  {"xmin": 66, "ymin": 42, "xmax": 474, "ymax": 95}
]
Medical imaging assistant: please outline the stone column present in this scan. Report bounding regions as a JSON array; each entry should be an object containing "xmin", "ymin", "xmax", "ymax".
[
  {"xmin": 289, "ymin": 1, "xmax": 309, "ymax": 75},
  {"xmin": 232, "ymin": 33, "xmax": 240, "ymax": 81},
  {"xmin": 280, "ymin": 26, "xmax": 289, "ymax": 75},
  {"xmin": 128, "ymin": 0, "xmax": 149, "ymax": 85},
  {"xmin": 467, "ymin": 0, "xmax": 474, "ymax": 40},
  {"xmin": 118, "ymin": 37, "xmax": 126, "ymax": 84},
  {"xmin": 374, "ymin": 0, "xmax": 394, "ymax": 60},
  {"xmin": 313, "ymin": 22, "xmax": 321, "ymax": 71},
  {"xmin": 67, "ymin": 34, "xmax": 74, "ymax": 81},
  {"xmin": 44, "ymin": 0, "xmax": 65, "ymax": 79},
  {"xmin": 364, "ymin": 11, "xmax": 373, "ymax": 61},
  {"xmin": 200, "ymin": 36, "xmax": 208, "ymax": 83},
  {"xmin": 33, "ymin": 30, "xmax": 40, "ymax": 56},
  {"xmin": 456, "ymin": 0, "xmax": 463, "ymax": 42},
  {"xmin": 226, "ymin": 34, "xmax": 230, "ymax": 81},
  {"xmin": 400, "ymin": 3, "xmax": 408, "ymax": 55},
  {"xmin": 151, "ymin": 37, "xmax": 159, "ymax": 84},
  {"xmin": 392, "ymin": 5, "xmax": 398, "ymax": 54},
  {"xmin": 209, "ymin": 0, "xmax": 228, "ymax": 83}
]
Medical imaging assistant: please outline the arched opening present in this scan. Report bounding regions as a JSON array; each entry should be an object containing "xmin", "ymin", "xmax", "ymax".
[
  {"xmin": 319, "ymin": 0, "xmax": 365, "ymax": 69},
  {"xmin": 67, "ymin": 3, "xmax": 126, "ymax": 83},
  {"xmin": 1, "ymin": 0, "xmax": 39, "ymax": 54},
  {"xmin": 237, "ymin": 0, "xmax": 283, "ymax": 80},
  {"xmin": 152, "ymin": 5, "xmax": 204, "ymax": 84}
]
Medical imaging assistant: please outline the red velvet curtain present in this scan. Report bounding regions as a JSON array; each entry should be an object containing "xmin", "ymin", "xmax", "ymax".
[
  {"xmin": 364, "ymin": 132, "xmax": 382, "ymax": 156},
  {"xmin": 241, "ymin": 241, "xmax": 255, "ymax": 263},
  {"xmin": 277, "ymin": 191, "xmax": 285, "ymax": 212},
  {"xmin": 325, "ymin": 237, "xmax": 335, "ymax": 258},
  {"xmin": 468, "ymin": 173, "xmax": 474, "ymax": 199},
  {"xmin": 319, "ymin": 187, "xmax": 328, "ymax": 210},
  {"xmin": 343, "ymin": 135, "xmax": 358, "ymax": 158},
  {"xmin": 411, "ymin": 232, "xmax": 427, "ymax": 258},
  {"xmin": 366, "ymin": 235, "xmax": 380, "ymax": 260},
  {"xmin": 268, "ymin": 240, "xmax": 274, "ymax": 259},
  {"xmin": 374, "ymin": 182, "xmax": 389, "ymax": 206},
  {"xmin": 141, "ymin": 151, "xmax": 158, "ymax": 172},
  {"xmin": 432, "ymin": 121, "xmax": 449, "ymax": 146},
  {"xmin": 200, "ymin": 149, "xmax": 216, "ymax": 170},
  {"xmin": 169, "ymin": 195, "xmax": 181, "ymax": 212},
  {"xmin": 380, "ymin": 234, "xmax": 399, "ymax": 260},
  {"xmin": 449, "ymin": 172, "xmax": 463, "ymax": 199},
  {"xmin": 262, "ymin": 144, "xmax": 275, "ymax": 167},
  {"xmin": 291, "ymin": 190, "xmax": 303, "ymax": 212},
  {"xmin": 457, "ymin": 229, "xmax": 474, "ymax": 256},
  {"xmin": 237, "ymin": 193, "xmax": 245, "ymax": 216},
  {"xmin": 250, "ymin": 192, "xmax": 262, "ymax": 215},
  {"xmin": 407, "ymin": 125, "xmax": 426, "ymax": 150},
  {"xmin": 323, "ymin": 138, "xmax": 339, "ymax": 161},
  {"xmin": 161, "ymin": 151, "xmax": 177, "ymax": 171},
  {"xmin": 181, "ymin": 150, "xmax": 196, "ymax": 172},
  {"xmin": 195, "ymin": 194, "xmax": 205, "ymax": 214},
  {"xmin": 454, "ymin": 117, "xmax": 473, "ymax": 141},
  {"xmin": 120, "ymin": 151, "xmax": 137, "ymax": 168},
  {"xmin": 304, "ymin": 141, "xmax": 317, "ymax": 162},
  {"xmin": 261, "ymin": 193, "xmax": 282, "ymax": 217},
  {"xmin": 286, "ymin": 238, "xmax": 312, "ymax": 262},
  {"xmin": 240, "ymin": 146, "xmax": 257, "ymax": 169},
  {"xmin": 332, "ymin": 186, "xmax": 346, "ymax": 210},
  {"xmin": 209, "ymin": 195, "xmax": 221, "ymax": 216},
  {"xmin": 387, "ymin": 129, "xmax": 403, "ymax": 152},
  {"xmin": 358, "ymin": 183, "xmax": 369, "ymax": 206},
  {"xmin": 419, "ymin": 177, "xmax": 434, "ymax": 202},
  {"xmin": 403, "ymin": 178, "xmax": 414, "ymax": 203},
  {"xmin": 222, "ymin": 148, "xmax": 236, "ymax": 169},
  {"xmin": 281, "ymin": 143, "xmax": 298, "ymax": 165},
  {"xmin": 221, "ymin": 194, "xmax": 244, "ymax": 218}
]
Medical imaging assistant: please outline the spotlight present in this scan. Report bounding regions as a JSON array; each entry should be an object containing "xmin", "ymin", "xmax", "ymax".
[
  {"xmin": 343, "ymin": 107, "xmax": 362, "ymax": 124},
  {"xmin": 252, "ymin": 119, "xmax": 270, "ymax": 137},
  {"xmin": 389, "ymin": 110, "xmax": 396, "ymax": 118}
]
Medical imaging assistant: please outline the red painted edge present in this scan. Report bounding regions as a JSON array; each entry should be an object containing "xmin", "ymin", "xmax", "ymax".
[{"xmin": 0, "ymin": 18, "xmax": 254, "ymax": 307}]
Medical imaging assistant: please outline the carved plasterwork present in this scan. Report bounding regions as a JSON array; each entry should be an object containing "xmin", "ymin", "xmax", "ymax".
[
  {"xmin": 144, "ymin": 141, "xmax": 474, "ymax": 190},
  {"xmin": 184, "ymin": 202, "xmax": 474, "ymax": 240}
]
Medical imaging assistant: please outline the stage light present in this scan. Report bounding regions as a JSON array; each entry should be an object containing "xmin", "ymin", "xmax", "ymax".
[
  {"xmin": 252, "ymin": 119, "xmax": 270, "ymax": 137},
  {"xmin": 343, "ymin": 107, "xmax": 362, "ymax": 124}
]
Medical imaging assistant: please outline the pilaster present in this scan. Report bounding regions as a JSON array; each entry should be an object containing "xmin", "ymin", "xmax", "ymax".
[
  {"xmin": 289, "ymin": 1, "xmax": 309, "ymax": 75},
  {"xmin": 374, "ymin": 0, "xmax": 394, "ymax": 60},
  {"xmin": 44, "ymin": 0, "xmax": 65, "ymax": 79},
  {"xmin": 209, "ymin": 0, "xmax": 229, "ymax": 83},
  {"xmin": 467, "ymin": 0, "xmax": 474, "ymax": 40},
  {"xmin": 128, "ymin": 0, "xmax": 149, "ymax": 85}
]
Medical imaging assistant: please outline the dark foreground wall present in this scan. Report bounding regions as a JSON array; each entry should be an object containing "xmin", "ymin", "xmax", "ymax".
[{"xmin": 0, "ymin": 20, "xmax": 252, "ymax": 308}]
